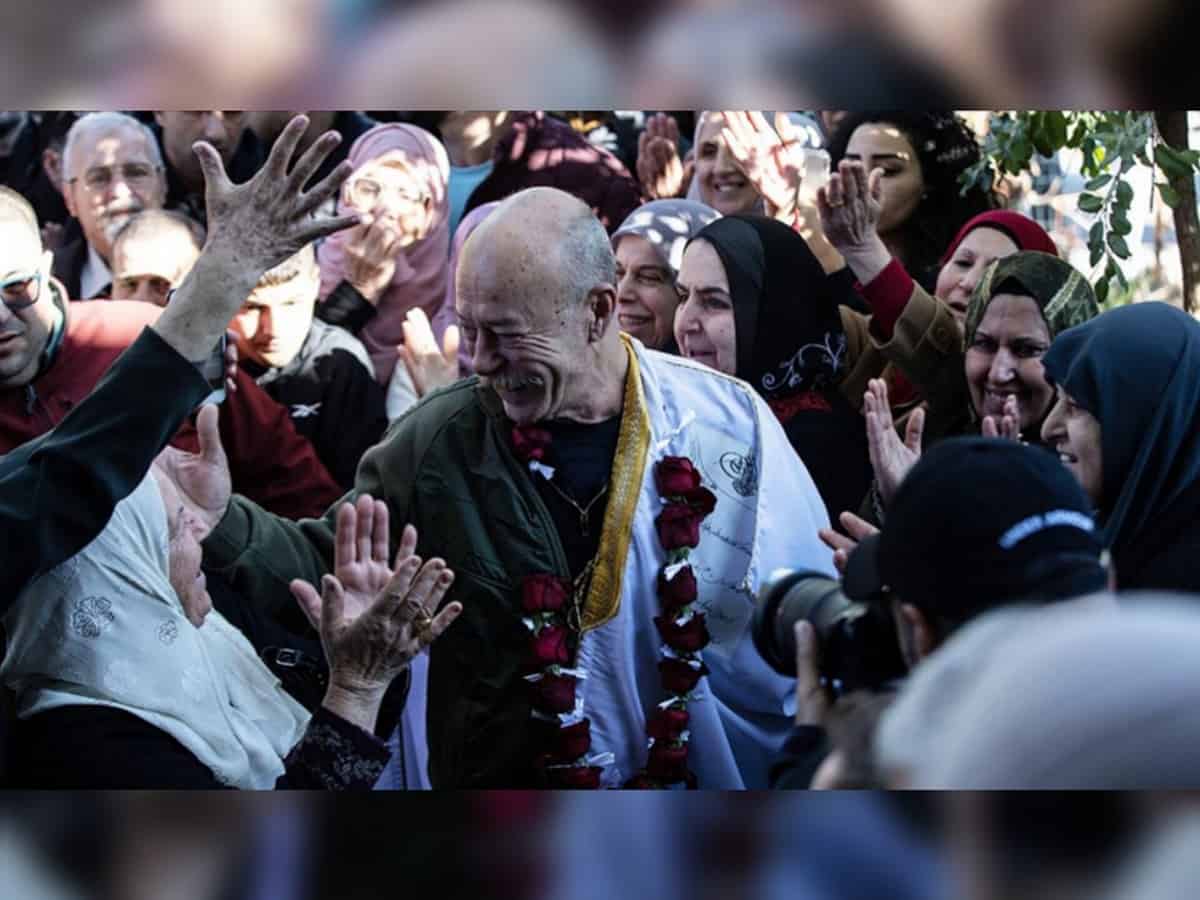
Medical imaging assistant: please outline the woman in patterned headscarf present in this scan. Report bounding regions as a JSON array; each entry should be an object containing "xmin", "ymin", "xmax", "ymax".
[{"xmin": 862, "ymin": 251, "xmax": 1101, "ymax": 512}]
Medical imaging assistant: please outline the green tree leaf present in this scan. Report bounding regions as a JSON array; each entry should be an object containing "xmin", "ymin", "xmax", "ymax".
[
  {"xmin": 1116, "ymin": 180, "xmax": 1134, "ymax": 207},
  {"xmin": 1111, "ymin": 209, "xmax": 1133, "ymax": 236},
  {"xmin": 1085, "ymin": 174, "xmax": 1112, "ymax": 191},
  {"xmin": 1159, "ymin": 181, "xmax": 1182, "ymax": 208},
  {"xmin": 1078, "ymin": 193, "xmax": 1105, "ymax": 214},
  {"xmin": 1107, "ymin": 232, "xmax": 1132, "ymax": 260},
  {"xmin": 1089, "ymin": 224, "xmax": 1106, "ymax": 268},
  {"xmin": 1095, "ymin": 276, "xmax": 1110, "ymax": 305}
]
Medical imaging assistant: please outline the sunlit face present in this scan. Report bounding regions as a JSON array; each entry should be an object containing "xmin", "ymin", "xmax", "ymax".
[
  {"xmin": 455, "ymin": 241, "xmax": 597, "ymax": 425},
  {"xmin": 935, "ymin": 227, "xmax": 1020, "ymax": 323},
  {"xmin": 64, "ymin": 126, "xmax": 166, "ymax": 261},
  {"xmin": 0, "ymin": 222, "xmax": 55, "ymax": 389},
  {"xmin": 1041, "ymin": 388, "xmax": 1104, "ymax": 508},
  {"xmin": 343, "ymin": 152, "xmax": 433, "ymax": 246},
  {"xmin": 693, "ymin": 114, "xmax": 761, "ymax": 217},
  {"xmin": 614, "ymin": 235, "xmax": 679, "ymax": 350},
  {"xmin": 964, "ymin": 294, "xmax": 1054, "ymax": 430},
  {"xmin": 154, "ymin": 469, "xmax": 212, "ymax": 625},
  {"xmin": 844, "ymin": 123, "xmax": 925, "ymax": 235},
  {"xmin": 111, "ymin": 229, "xmax": 200, "ymax": 307},
  {"xmin": 674, "ymin": 240, "xmax": 736, "ymax": 375},
  {"xmin": 229, "ymin": 265, "xmax": 319, "ymax": 369}
]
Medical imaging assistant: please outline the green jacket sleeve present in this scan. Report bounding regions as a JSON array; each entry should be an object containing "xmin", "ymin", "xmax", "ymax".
[{"xmin": 0, "ymin": 327, "xmax": 209, "ymax": 608}]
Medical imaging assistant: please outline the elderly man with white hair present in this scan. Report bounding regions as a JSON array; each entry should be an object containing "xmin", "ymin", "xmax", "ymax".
[
  {"xmin": 52, "ymin": 112, "xmax": 167, "ymax": 299},
  {"xmin": 160, "ymin": 185, "xmax": 836, "ymax": 789}
]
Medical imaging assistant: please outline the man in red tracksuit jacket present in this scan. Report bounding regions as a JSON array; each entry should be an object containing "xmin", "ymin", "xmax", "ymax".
[{"xmin": 0, "ymin": 276, "xmax": 342, "ymax": 521}]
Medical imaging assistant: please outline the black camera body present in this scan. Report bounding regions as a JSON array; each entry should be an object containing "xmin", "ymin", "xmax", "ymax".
[{"xmin": 751, "ymin": 569, "xmax": 906, "ymax": 697}]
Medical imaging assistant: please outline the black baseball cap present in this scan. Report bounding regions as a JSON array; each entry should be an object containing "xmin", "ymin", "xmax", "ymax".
[{"xmin": 844, "ymin": 437, "xmax": 1107, "ymax": 623}]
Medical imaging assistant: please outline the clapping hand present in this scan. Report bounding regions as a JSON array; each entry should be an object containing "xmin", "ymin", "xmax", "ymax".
[
  {"xmin": 817, "ymin": 160, "xmax": 893, "ymax": 284},
  {"xmin": 981, "ymin": 394, "xmax": 1021, "ymax": 441},
  {"xmin": 153, "ymin": 404, "xmax": 232, "ymax": 538},
  {"xmin": 865, "ymin": 379, "xmax": 924, "ymax": 506},
  {"xmin": 342, "ymin": 206, "xmax": 404, "ymax": 305},
  {"xmin": 636, "ymin": 113, "xmax": 685, "ymax": 200},
  {"xmin": 400, "ymin": 308, "xmax": 461, "ymax": 398},
  {"xmin": 720, "ymin": 111, "xmax": 806, "ymax": 222},
  {"xmin": 290, "ymin": 496, "xmax": 462, "ymax": 719}
]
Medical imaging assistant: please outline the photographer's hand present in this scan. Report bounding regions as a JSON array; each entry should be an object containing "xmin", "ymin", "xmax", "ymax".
[{"xmin": 794, "ymin": 621, "xmax": 831, "ymax": 727}]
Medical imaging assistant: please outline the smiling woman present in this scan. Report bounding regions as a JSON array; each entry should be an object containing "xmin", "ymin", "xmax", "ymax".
[
  {"xmin": 1041, "ymin": 302, "xmax": 1200, "ymax": 592},
  {"xmin": 610, "ymin": 199, "xmax": 720, "ymax": 353},
  {"xmin": 675, "ymin": 215, "xmax": 873, "ymax": 522}
]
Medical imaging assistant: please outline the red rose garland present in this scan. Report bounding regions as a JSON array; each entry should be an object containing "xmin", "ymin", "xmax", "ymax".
[
  {"xmin": 513, "ymin": 427, "xmax": 609, "ymax": 788},
  {"xmin": 512, "ymin": 427, "xmax": 716, "ymax": 790},
  {"xmin": 624, "ymin": 455, "xmax": 716, "ymax": 789}
]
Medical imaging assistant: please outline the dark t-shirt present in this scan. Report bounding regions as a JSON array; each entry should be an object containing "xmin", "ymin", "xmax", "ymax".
[{"xmin": 531, "ymin": 416, "xmax": 621, "ymax": 580}]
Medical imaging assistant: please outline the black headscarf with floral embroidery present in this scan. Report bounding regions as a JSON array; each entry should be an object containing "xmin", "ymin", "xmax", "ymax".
[{"xmin": 688, "ymin": 215, "xmax": 870, "ymax": 521}]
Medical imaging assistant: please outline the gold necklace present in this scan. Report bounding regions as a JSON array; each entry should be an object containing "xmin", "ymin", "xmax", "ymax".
[{"xmin": 544, "ymin": 479, "xmax": 608, "ymax": 537}]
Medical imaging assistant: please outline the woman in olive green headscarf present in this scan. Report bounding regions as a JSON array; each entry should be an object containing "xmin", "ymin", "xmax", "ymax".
[{"xmin": 861, "ymin": 251, "xmax": 1101, "ymax": 510}]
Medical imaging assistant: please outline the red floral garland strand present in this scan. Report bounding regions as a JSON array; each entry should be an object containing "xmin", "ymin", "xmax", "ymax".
[
  {"xmin": 624, "ymin": 456, "xmax": 716, "ymax": 789},
  {"xmin": 512, "ymin": 425, "xmax": 606, "ymax": 789},
  {"xmin": 511, "ymin": 427, "xmax": 716, "ymax": 789}
]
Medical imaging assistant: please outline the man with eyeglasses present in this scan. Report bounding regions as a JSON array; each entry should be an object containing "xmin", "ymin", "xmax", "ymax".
[
  {"xmin": 0, "ymin": 172, "xmax": 344, "ymax": 523},
  {"xmin": 52, "ymin": 113, "xmax": 168, "ymax": 300},
  {"xmin": 0, "ymin": 118, "xmax": 359, "ymax": 603}
]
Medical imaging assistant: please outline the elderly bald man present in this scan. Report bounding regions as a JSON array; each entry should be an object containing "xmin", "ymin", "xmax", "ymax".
[{"xmin": 166, "ymin": 186, "xmax": 835, "ymax": 789}]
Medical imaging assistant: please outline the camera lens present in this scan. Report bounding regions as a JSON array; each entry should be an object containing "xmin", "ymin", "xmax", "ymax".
[{"xmin": 751, "ymin": 569, "xmax": 852, "ymax": 676}]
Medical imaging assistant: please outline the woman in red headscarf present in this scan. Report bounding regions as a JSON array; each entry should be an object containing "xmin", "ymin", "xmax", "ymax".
[{"xmin": 822, "ymin": 158, "xmax": 1060, "ymax": 447}]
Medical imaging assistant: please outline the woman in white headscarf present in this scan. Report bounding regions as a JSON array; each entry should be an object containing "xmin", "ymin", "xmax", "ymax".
[{"xmin": 1, "ymin": 454, "xmax": 460, "ymax": 789}]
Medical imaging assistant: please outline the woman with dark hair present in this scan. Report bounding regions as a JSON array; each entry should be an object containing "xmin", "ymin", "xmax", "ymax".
[
  {"xmin": 826, "ymin": 111, "xmax": 997, "ymax": 291},
  {"xmin": 1041, "ymin": 302, "xmax": 1200, "ymax": 592},
  {"xmin": 674, "ymin": 214, "xmax": 872, "ymax": 522}
]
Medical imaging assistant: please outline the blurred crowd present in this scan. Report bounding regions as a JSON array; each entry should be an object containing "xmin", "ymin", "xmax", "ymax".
[
  {"xmin": 5, "ymin": 793, "xmax": 1200, "ymax": 900},
  {"xmin": 0, "ymin": 100, "xmax": 1197, "ymax": 865}
]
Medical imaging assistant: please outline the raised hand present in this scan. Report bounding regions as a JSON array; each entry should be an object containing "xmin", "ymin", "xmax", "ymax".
[
  {"xmin": 818, "ymin": 512, "xmax": 881, "ymax": 575},
  {"xmin": 636, "ymin": 113, "xmax": 685, "ymax": 200},
  {"xmin": 865, "ymin": 379, "xmax": 924, "ymax": 506},
  {"xmin": 981, "ymin": 394, "xmax": 1021, "ymax": 441},
  {"xmin": 153, "ymin": 404, "xmax": 232, "ymax": 537},
  {"xmin": 289, "ymin": 496, "xmax": 461, "ymax": 699},
  {"xmin": 817, "ymin": 160, "xmax": 892, "ymax": 284},
  {"xmin": 400, "ymin": 307, "xmax": 461, "ymax": 398},
  {"xmin": 199, "ymin": 115, "xmax": 361, "ymax": 278},
  {"xmin": 720, "ymin": 111, "xmax": 806, "ymax": 222},
  {"xmin": 155, "ymin": 115, "xmax": 362, "ymax": 364},
  {"xmin": 341, "ymin": 207, "xmax": 404, "ymax": 305}
]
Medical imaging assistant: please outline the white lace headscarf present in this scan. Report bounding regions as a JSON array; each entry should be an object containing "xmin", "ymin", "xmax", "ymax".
[{"xmin": 1, "ymin": 474, "xmax": 310, "ymax": 788}]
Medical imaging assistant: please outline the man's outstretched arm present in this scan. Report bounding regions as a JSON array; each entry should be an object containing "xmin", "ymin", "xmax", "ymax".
[{"xmin": 0, "ymin": 115, "xmax": 359, "ymax": 607}]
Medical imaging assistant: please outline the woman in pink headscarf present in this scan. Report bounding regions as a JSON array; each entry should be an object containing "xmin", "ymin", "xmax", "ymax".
[
  {"xmin": 316, "ymin": 123, "xmax": 451, "ymax": 382},
  {"xmin": 386, "ymin": 201, "xmax": 501, "ymax": 421}
]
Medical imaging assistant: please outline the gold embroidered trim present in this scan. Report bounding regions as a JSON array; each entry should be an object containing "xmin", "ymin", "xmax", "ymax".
[{"xmin": 580, "ymin": 334, "xmax": 651, "ymax": 633}]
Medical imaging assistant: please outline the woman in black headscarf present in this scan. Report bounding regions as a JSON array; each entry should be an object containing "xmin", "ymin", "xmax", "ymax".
[
  {"xmin": 1041, "ymin": 302, "xmax": 1200, "ymax": 592},
  {"xmin": 674, "ymin": 214, "xmax": 871, "ymax": 523}
]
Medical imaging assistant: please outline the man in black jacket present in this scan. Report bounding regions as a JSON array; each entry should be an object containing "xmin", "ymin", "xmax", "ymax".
[{"xmin": 229, "ymin": 243, "xmax": 388, "ymax": 488}]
